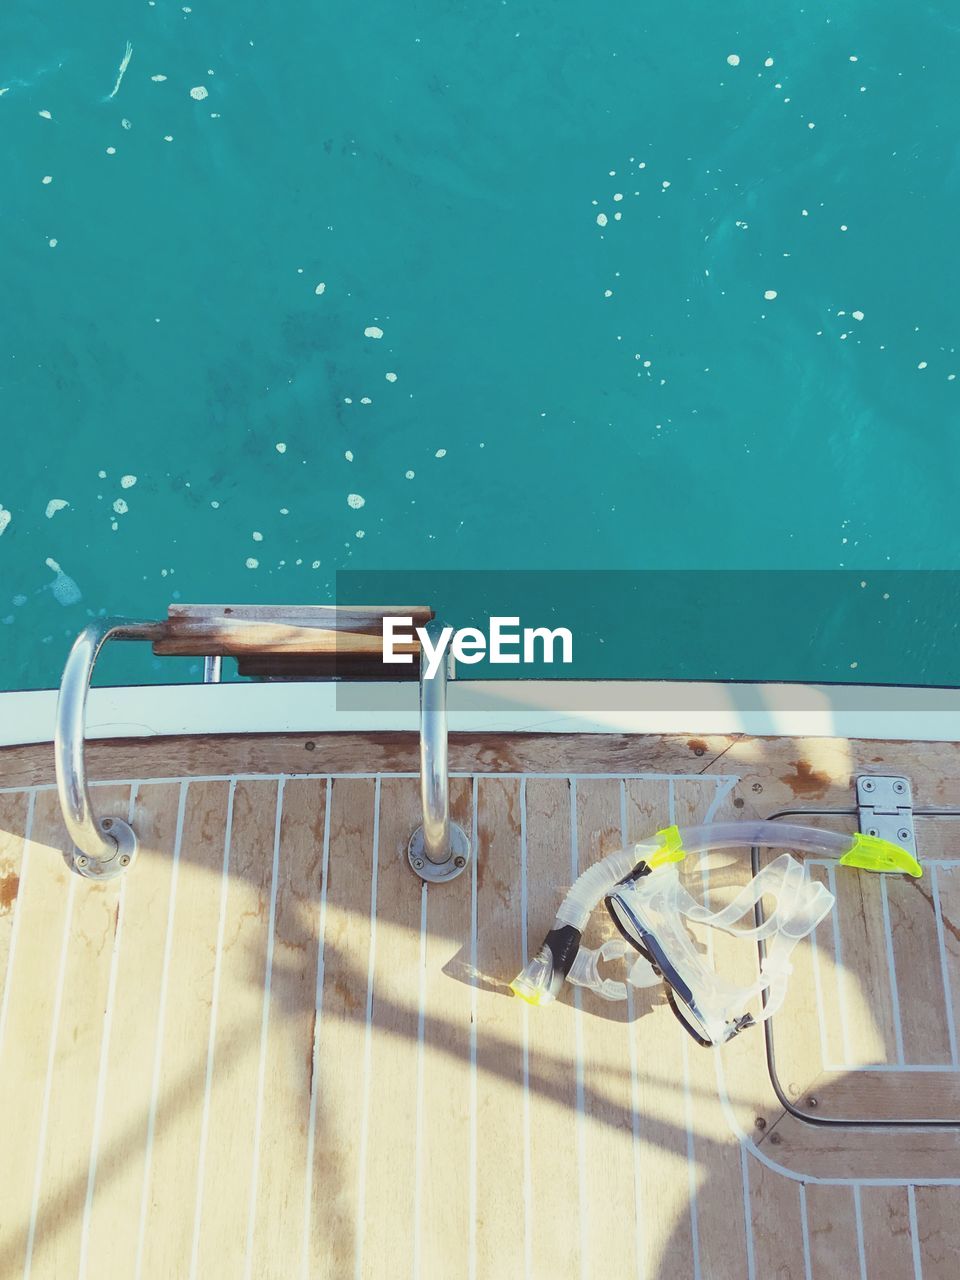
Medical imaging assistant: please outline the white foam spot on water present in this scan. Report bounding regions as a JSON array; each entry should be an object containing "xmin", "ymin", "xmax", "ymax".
[
  {"xmin": 852, "ymin": 310, "xmax": 864, "ymax": 321},
  {"xmin": 347, "ymin": 493, "xmax": 365, "ymax": 509},
  {"xmin": 121, "ymin": 474, "xmax": 137, "ymax": 488},
  {"xmin": 405, "ymin": 470, "xmax": 415, "ymax": 479},
  {"xmin": 364, "ymin": 325, "xmax": 384, "ymax": 339},
  {"xmin": 435, "ymin": 448, "xmax": 447, "ymax": 458},
  {"xmin": 252, "ymin": 530, "xmax": 263, "ymax": 541},
  {"xmin": 0, "ymin": 506, "xmax": 10, "ymax": 536},
  {"xmin": 246, "ymin": 557, "xmax": 259, "ymax": 569},
  {"xmin": 807, "ymin": 122, "xmax": 816, "ymax": 129},
  {"xmin": 113, "ymin": 498, "xmax": 128, "ymax": 514},
  {"xmin": 211, "ymin": 500, "xmax": 220, "ymax": 508},
  {"xmin": 48, "ymin": 238, "xmax": 58, "ymax": 248},
  {"xmin": 355, "ymin": 530, "xmax": 365, "ymax": 539},
  {"xmin": 45, "ymin": 558, "xmax": 82, "ymax": 605},
  {"xmin": 764, "ymin": 289, "xmax": 778, "ymax": 300},
  {"xmin": 345, "ymin": 450, "xmax": 354, "ymax": 461},
  {"xmin": 106, "ymin": 146, "xmax": 117, "ymax": 155},
  {"xmin": 840, "ymin": 224, "xmax": 848, "ymax": 231},
  {"xmin": 163, "ymin": 135, "xmax": 174, "ymax": 142},
  {"xmin": 42, "ymin": 175, "xmax": 52, "ymax": 184},
  {"xmin": 661, "ymin": 180, "xmax": 671, "ymax": 189},
  {"xmin": 918, "ymin": 361, "xmax": 928, "ymax": 369},
  {"xmin": 613, "ymin": 193, "xmax": 623, "ymax": 202},
  {"xmin": 98, "ymin": 470, "xmax": 107, "ymax": 479},
  {"xmin": 45, "ymin": 499, "xmax": 68, "ymax": 518},
  {"xmin": 39, "ymin": 109, "xmax": 52, "ymax": 119},
  {"xmin": 596, "ymin": 213, "xmax": 608, "ymax": 227},
  {"xmin": 614, "ymin": 211, "xmax": 622, "ymax": 221},
  {"xmin": 315, "ymin": 282, "xmax": 325, "ymax": 295},
  {"xmin": 385, "ymin": 371, "xmax": 397, "ymax": 382},
  {"xmin": 849, "ymin": 55, "xmax": 859, "ymax": 62},
  {"xmin": 151, "ymin": 74, "xmax": 167, "ymax": 82},
  {"xmin": 275, "ymin": 441, "xmax": 287, "ymax": 453},
  {"xmin": 360, "ymin": 396, "xmax": 372, "ymax": 405},
  {"xmin": 764, "ymin": 57, "xmax": 774, "ymax": 67},
  {"xmin": 726, "ymin": 54, "xmax": 740, "ymax": 66},
  {"xmin": 190, "ymin": 85, "xmax": 208, "ymax": 100},
  {"xmin": 604, "ymin": 289, "xmax": 613, "ymax": 297}
]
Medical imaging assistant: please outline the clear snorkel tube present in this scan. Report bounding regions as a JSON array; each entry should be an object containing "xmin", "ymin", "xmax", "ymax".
[{"xmin": 511, "ymin": 821, "xmax": 921, "ymax": 1044}]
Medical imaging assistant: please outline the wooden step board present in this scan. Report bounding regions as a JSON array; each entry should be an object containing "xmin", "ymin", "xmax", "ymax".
[
  {"xmin": 1, "ymin": 732, "xmax": 959, "ymax": 1278},
  {"xmin": 152, "ymin": 604, "xmax": 433, "ymax": 680}
]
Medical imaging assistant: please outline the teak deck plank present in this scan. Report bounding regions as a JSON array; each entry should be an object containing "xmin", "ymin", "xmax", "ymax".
[
  {"xmin": 247, "ymin": 777, "xmax": 327, "ymax": 1280},
  {"xmin": 474, "ymin": 777, "xmax": 525, "ymax": 1280},
  {"xmin": 859, "ymin": 1185, "xmax": 916, "ymax": 1279},
  {"xmin": 804, "ymin": 1183, "xmax": 863, "ymax": 1278},
  {"xmin": 575, "ymin": 778, "xmax": 646, "ymax": 1278},
  {"xmin": 0, "ymin": 730, "xmax": 959, "ymax": 1278},
  {"xmin": 306, "ymin": 778, "xmax": 376, "ymax": 1278},
  {"xmin": 65, "ymin": 782, "xmax": 183, "ymax": 1279},
  {"xmin": 672, "ymin": 778, "xmax": 752, "ymax": 1280},
  {"xmin": 623, "ymin": 778, "xmax": 699, "ymax": 1279},
  {"xmin": 418, "ymin": 777, "xmax": 474, "ymax": 1280},
  {"xmin": 523, "ymin": 777, "xmax": 582, "ymax": 1277}
]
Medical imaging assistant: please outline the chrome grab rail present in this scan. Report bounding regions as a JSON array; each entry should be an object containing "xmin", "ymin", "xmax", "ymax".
[
  {"xmin": 55, "ymin": 617, "xmax": 167, "ymax": 879},
  {"xmin": 56, "ymin": 612, "xmax": 470, "ymax": 885},
  {"xmin": 407, "ymin": 619, "xmax": 471, "ymax": 883}
]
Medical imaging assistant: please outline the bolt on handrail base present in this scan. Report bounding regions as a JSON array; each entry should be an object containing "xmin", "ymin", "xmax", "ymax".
[
  {"xmin": 407, "ymin": 822, "xmax": 471, "ymax": 884},
  {"xmin": 68, "ymin": 816, "xmax": 139, "ymax": 880}
]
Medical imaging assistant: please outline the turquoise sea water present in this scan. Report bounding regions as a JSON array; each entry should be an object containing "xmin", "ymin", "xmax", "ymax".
[{"xmin": 2, "ymin": 4, "xmax": 958, "ymax": 691}]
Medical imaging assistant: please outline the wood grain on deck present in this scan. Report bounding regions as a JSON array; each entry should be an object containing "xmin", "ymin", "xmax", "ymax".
[{"xmin": 1, "ymin": 732, "xmax": 959, "ymax": 1278}]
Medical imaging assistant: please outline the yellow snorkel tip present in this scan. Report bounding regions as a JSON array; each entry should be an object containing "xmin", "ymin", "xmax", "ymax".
[
  {"xmin": 510, "ymin": 977, "xmax": 549, "ymax": 1006},
  {"xmin": 510, "ymin": 949, "xmax": 558, "ymax": 1006},
  {"xmin": 839, "ymin": 832, "xmax": 922, "ymax": 878}
]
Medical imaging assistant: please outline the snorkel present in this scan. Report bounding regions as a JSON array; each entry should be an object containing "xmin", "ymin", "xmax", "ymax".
[{"xmin": 511, "ymin": 821, "xmax": 922, "ymax": 1044}]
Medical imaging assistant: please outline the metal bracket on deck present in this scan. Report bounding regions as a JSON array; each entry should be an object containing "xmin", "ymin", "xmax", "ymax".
[{"xmin": 856, "ymin": 775, "xmax": 917, "ymax": 861}]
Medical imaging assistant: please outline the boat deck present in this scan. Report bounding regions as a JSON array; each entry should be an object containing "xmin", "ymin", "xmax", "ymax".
[{"xmin": 1, "ymin": 731, "xmax": 959, "ymax": 1278}]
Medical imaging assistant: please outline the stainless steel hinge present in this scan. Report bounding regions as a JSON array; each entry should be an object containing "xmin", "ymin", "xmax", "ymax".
[{"xmin": 856, "ymin": 775, "xmax": 917, "ymax": 860}]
